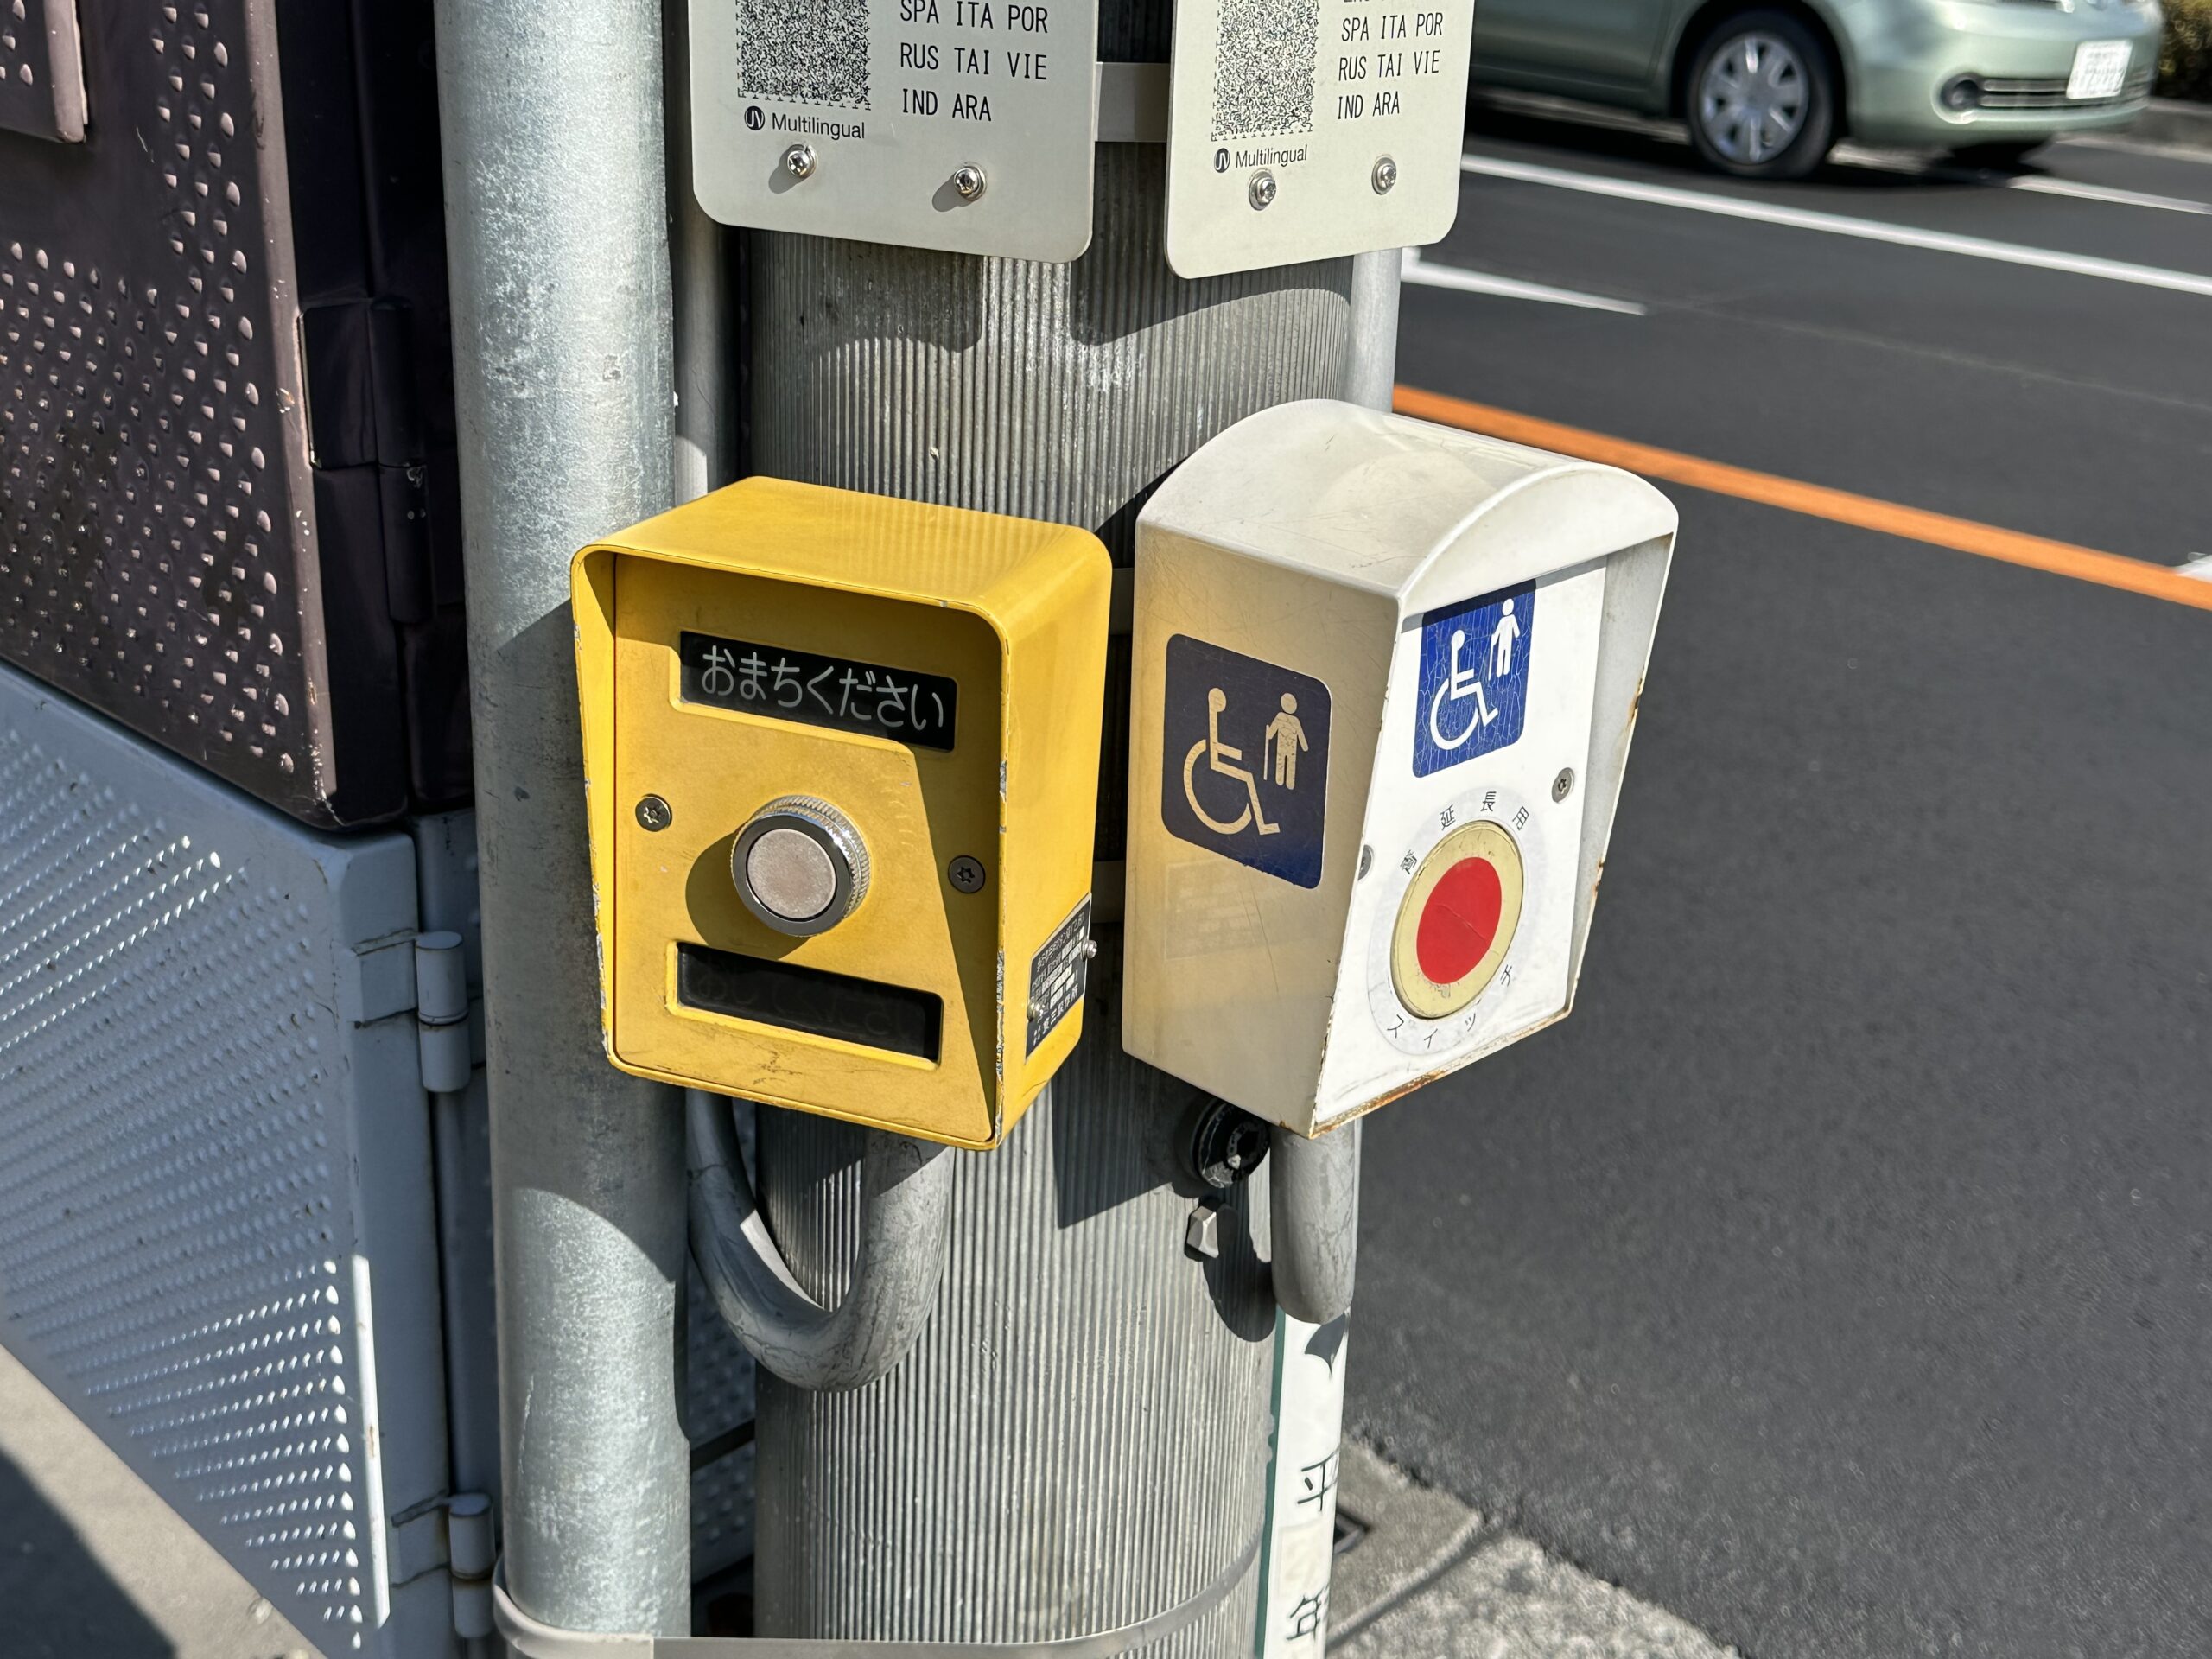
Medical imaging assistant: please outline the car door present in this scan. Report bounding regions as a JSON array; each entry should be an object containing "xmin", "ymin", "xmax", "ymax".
[{"xmin": 1472, "ymin": 0, "xmax": 1671, "ymax": 97}]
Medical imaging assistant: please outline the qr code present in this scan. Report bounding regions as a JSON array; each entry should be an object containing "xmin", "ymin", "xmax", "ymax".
[
  {"xmin": 1211, "ymin": 0, "xmax": 1320, "ymax": 140},
  {"xmin": 737, "ymin": 0, "xmax": 871, "ymax": 109}
]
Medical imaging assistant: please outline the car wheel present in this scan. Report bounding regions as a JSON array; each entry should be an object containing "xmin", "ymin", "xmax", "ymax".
[
  {"xmin": 1948, "ymin": 140, "xmax": 2046, "ymax": 171},
  {"xmin": 1687, "ymin": 10, "xmax": 1837, "ymax": 181}
]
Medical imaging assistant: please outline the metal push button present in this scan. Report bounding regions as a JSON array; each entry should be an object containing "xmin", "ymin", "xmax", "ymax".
[{"xmin": 734, "ymin": 796, "xmax": 871, "ymax": 937}]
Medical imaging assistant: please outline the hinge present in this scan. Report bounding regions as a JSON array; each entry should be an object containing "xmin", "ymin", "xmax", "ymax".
[
  {"xmin": 386, "ymin": 1490, "xmax": 453, "ymax": 1587},
  {"xmin": 449, "ymin": 1493, "xmax": 496, "ymax": 1640},
  {"xmin": 415, "ymin": 931, "xmax": 472, "ymax": 1093},
  {"xmin": 334, "ymin": 931, "xmax": 474, "ymax": 1096}
]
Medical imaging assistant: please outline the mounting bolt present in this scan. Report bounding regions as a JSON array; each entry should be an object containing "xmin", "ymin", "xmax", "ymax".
[
  {"xmin": 1372, "ymin": 156, "xmax": 1399, "ymax": 194},
  {"xmin": 1185, "ymin": 1094, "xmax": 1271, "ymax": 1191},
  {"xmin": 1553, "ymin": 767, "xmax": 1577, "ymax": 804},
  {"xmin": 783, "ymin": 143, "xmax": 817, "ymax": 181},
  {"xmin": 634, "ymin": 794, "xmax": 672, "ymax": 832},
  {"xmin": 1249, "ymin": 169, "xmax": 1278, "ymax": 211},
  {"xmin": 949, "ymin": 855, "xmax": 987, "ymax": 893},
  {"xmin": 950, "ymin": 163, "xmax": 988, "ymax": 200},
  {"xmin": 1358, "ymin": 843, "xmax": 1374, "ymax": 879}
]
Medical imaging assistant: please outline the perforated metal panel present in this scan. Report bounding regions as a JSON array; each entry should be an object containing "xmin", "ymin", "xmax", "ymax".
[
  {"xmin": 0, "ymin": 0, "xmax": 87, "ymax": 143},
  {"xmin": 0, "ymin": 0, "xmax": 471, "ymax": 827},
  {"xmin": 0, "ymin": 661, "xmax": 458, "ymax": 1657},
  {"xmin": 0, "ymin": 0, "xmax": 330, "ymax": 804}
]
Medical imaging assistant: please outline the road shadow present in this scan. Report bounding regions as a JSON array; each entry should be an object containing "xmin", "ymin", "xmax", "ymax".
[
  {"xmin": 1466, "ymin": 91, "xmax": 2039, "ymax": 194},
  {"xmin": 0, "ymin": 1446, "xmax": 174, "ymax": 1657}
]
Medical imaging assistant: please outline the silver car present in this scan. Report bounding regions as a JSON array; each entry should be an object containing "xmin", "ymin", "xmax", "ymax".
[{"xmin": 1472, "ymin": 0, "xmax": 2166, "ymax": 177}]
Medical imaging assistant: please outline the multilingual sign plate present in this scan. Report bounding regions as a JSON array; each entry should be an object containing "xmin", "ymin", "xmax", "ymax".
[
  {"xmin": 1164, "ymin": 0, "xmax": 1476, "ymax": 277},
  {"xmin": 689, "ymin": 0, "xmax": 1101, "ymax": 260}
]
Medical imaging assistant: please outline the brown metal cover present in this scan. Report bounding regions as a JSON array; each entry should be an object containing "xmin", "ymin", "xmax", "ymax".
[
  {"xmin": 0, "ymin": 0, "xmax": 88, "ymax": 143},
  {"xmin": 0, "ymin": 0, "xmax": 463, "ymax": 825}
]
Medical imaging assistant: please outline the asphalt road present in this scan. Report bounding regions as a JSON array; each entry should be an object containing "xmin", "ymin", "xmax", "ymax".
[{"xmin": 1344, "ymin": 103, "xmax": 2212, "ymax": 1658}]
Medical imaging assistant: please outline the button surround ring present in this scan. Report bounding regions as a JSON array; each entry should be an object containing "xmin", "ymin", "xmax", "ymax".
[{"xmin": 732, "ymin": 795, "xmax": 872, "ymax": 937}]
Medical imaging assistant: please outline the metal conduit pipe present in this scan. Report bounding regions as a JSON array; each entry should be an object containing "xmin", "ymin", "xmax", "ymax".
[
  {"xmin": 686, "ymin": 1090, "xmax": 955, "ymax": 1392},
  {"xmin": 1346, "ymin": 246, "xmax": 1405, "ymax": 413},
  {"xmin": 1268, "ymin": 1122, "xmax": 1362, "ymax": 1325}
]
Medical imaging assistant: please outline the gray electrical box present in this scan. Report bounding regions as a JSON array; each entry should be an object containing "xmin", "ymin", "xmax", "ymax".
[{"xmin": 0, "ymin": 663, "xmax": 462, "ymax": 1657}]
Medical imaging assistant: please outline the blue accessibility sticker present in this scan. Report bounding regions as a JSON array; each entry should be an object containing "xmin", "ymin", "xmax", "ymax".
[
  {"xmin": 1160, "ymin": 634, "xmax": 1332, "ymax": 889},
  {"xmin": 1413, "ymin": 581, "xmax": 1535, "ymax": 779}
]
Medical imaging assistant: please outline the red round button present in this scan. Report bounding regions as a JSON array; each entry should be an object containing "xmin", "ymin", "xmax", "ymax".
[{"xmin": 1414, "ymin": 856, "xmax": 1503, "ymax": 986}]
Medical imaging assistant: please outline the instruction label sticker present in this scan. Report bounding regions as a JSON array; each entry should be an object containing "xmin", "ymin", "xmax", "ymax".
[
  {"xmin": 1414, "ymin": 582, "xmax": 1534, "ymax": 777},
  {"xmin": 689, "ymin": 0, "xmax": 1100, "ymax": 260},
  {"xmin": 1164, "ymin": 0, "xmax": 1476, "ymax": 277},
  {"xmin": 1161, "ymin": 634, "xmax": 1332, "ymax": 889}
]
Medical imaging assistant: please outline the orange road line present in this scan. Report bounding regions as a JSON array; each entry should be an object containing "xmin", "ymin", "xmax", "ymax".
[{"xmin": 1394, "ymin": 385, "xmax": 2212, "ymax": 615}]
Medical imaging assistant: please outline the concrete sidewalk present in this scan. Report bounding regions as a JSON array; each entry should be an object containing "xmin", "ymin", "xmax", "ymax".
[
  {"xmin": 0, "ymin": 1344, "xmax": 317, "ymax": 1659},
  {"xmin": 1329, "ymin": 1442, "xmax": 1736, "ymax": 1658}
]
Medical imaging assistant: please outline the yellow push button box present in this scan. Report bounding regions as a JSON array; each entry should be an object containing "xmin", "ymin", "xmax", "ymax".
[{"xmin": 572, "ymin": 477, "xmax": 1112, "ymax": 1150}]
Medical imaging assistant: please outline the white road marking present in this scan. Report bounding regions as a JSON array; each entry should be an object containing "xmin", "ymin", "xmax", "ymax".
[
  {"xmin": 1477, "ymin": 92, "xmax": 2212, "ymax": 215},
  {"xmin": 1462, "ymin": 151, "xmax": 2212, "ymax": 298},
  {"xmin": 2178, "ymin": 554, "xmax": 2212, "ymax": 582},
  {"xmin": 1400, "ymin": 249, "xmax": 1648, "ymax": 315},
  {"xmin": 1831, "ymin": 143, "xmax": 2212, "ymax": 216},
  {"xmin": 2005, "ymin": 172, "xmax": 2212, "ymax": 215},
  {"xmin": 2060, "ymin": 131, "xmax": 2212, "ymax": 168}
]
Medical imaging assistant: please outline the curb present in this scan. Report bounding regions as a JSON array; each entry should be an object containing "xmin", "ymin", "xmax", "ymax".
[{"xmin": 2127, "ymin": 97, "xmax": 2212, "ymax": 150}]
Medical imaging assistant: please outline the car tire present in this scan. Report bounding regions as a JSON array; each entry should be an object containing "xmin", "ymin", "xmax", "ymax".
[
  {"xmin": 1948, "ymin": 140, "xmax": 2046, "ymax": 171},
  {"xmin": 1686, "ymin": 10, "xmax": 1837, "ymax": 181}
]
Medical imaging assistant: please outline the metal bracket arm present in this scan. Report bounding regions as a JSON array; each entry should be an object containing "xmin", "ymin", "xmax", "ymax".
[
  {"xmin": 686, "ymin": 1090, "xmax": 953, "ymax": 1392},
  {"xmin": 1268, "ymin": 1121, "xmax": 1362, "ymax": 1325}
]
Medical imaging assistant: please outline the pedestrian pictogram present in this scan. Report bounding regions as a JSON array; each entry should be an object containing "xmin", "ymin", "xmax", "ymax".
[
  {"xmin": 1414, "ymin": 581, "xmax": 1535, "ymax": 777},
  {"xmin": 1161, "ymin": 635, "xmax": 1331, "ymax": 887},
  {"xmin": 1266, "ymin": 695, "xmax": 1310, "ymax": 789}
]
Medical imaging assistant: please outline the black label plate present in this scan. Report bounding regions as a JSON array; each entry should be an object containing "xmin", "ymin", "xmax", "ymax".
[{"xmin": 679, "ymin": 631, "xmax": 958, "ymax": 750}]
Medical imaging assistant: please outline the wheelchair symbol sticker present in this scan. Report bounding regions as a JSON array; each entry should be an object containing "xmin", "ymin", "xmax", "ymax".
[
  {"xmin": 1160, "ymin": 634, "xmax": 1331, "ymax": 889},
  {"xmin": 1413, "ymin": 581, "xmax": 1535, "ymax": 778}
]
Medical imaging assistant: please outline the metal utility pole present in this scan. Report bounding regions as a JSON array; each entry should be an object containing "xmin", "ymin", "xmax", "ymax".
[
  {"xmin": 433, "ymin": 0, "xmax": 691, "ymax": 1637},
  {"xmin": 736, "ymin": 11, "xmax": 1390, "ymax": 1645}
]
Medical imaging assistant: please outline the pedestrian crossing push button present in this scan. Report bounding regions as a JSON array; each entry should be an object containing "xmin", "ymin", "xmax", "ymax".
[
  {"xmin": 734, "ymin": 796, "xmax": 868, "ymax": 937},
  {"xmin": 1391, "ymin": 822, "xmax": 1524, "ymax": 1020},
  {"xmin": 572, "ymin": 475, "xmax": 1112, "ymax": 1149},
  {"xmin": 1122, "ymin": 399, "xmax": 1675, "ymax": 1138}
]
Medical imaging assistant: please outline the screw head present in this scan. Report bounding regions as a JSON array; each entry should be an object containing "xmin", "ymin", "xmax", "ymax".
[
  {"xmin": 1249, "ymin": 169, "xmax": 1278, "ymax": 211},
  {"xmin": 1553, "ymin": 767, "xmax": 1577, "ymax": 804},
  {"xmin": 635, "ymin": 794, "xmax": 672, "ymax": 833},
  {"xmin": 1372, "ymin": 156, "xmax": 1399, "ymax": 194},
  {"xmin": 1358, "ymin": 843, "xmax": 1374, "ymax": 879},
  {"xmin": 950, "ymin": 163, "xmax": 987, "ymax": 200},
  {"xmin": 949, "ymin": 855, "xmax": 987, "ymax": 893},
  {"xmin": 783, "ymin": 143, "xmax": 817, "ymax": 181}
]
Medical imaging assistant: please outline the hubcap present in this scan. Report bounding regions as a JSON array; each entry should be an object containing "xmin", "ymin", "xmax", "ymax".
[{"xmin": 1698, "ymin": 32, "xmax": 1808, "ymax": 165}]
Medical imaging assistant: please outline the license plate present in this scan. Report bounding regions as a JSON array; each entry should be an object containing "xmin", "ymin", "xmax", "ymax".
[{"xmin": 2068, "ymin": 40, "xmax": 2133, "ymax": 102}]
